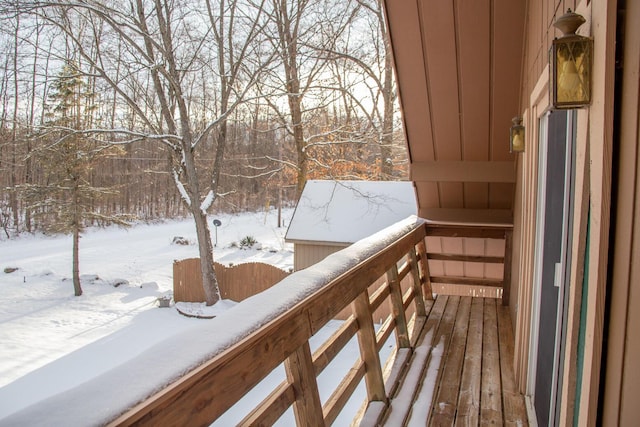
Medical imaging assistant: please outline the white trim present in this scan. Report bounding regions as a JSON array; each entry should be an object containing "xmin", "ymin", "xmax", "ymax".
[
  {"xmin": 530, "ymin": 64, "xmax": 550, "ymax": 107},
  {"xmin": 549, "ymin": 110, "xmax": 576, "ymax": 424},
  {"xmin": 549, "ymin": 110, "xmax": 575, "ymax": 425},
  {"xmin": 527, "ymin": 112, "xmax": 550, "ymax": 396},
  {"xmin": 525, "ymin": 395, "xmax": 539, "ymax": 427}
]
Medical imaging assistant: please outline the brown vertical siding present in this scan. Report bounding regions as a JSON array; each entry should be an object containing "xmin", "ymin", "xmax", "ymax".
[
  {"xmin": 602, "ymin": 0, "xmax": 640, "ymax": 423},
  {"xmin": 577, "ymin": 0, "xmax": 616, "ymax": 424},
  {"xmin": 513, "ymin": 1, "xmax": 619, "ymax": 426},
  {"xmin": 519, "ymin": 0, "xmax": 580, "ymax": 115},
  {"xmin": 385, "ymin": 0, "xmax": 435, "ymax": 166},
  {"xmin": 420, "ymin": 0, "xmax": 464, "ymax": 208},
  {"xmin": 385, "ymin": 0, "xmax": 523, "ymax": 213},
  {"xmin": 293, "ymin": 242, "xmax": 348, "ymax": 271},
  {"xmin": 457, "ymin": 1, "xmax": 490, "ymax": 209}
]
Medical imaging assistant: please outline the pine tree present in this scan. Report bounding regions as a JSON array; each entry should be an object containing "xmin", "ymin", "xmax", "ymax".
[{"xmin": 21, "ymin": 62, "xmax": 129, "ymax": 296}]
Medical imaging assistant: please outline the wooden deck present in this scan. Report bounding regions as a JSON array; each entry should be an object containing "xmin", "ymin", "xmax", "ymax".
[
  {"xmin": 22, "ymin": 219, "xmax": 528, "ymax": 427},
  {"xmin": 379, "ymin": 295, "xmax": 528, "ymax": 426}
]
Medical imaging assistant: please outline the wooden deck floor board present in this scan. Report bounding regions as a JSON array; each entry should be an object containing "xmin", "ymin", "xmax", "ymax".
[
  {"xmin": 425, "ymin": 296, "xmax": 461, "ymax": 421},
  {"xmin": 383, "ymin": 295, "xmax": 449, "ymax": 425},
  {"xmin": 455, "ymin": 297, "xmax": 484, "ymax": 426},
  {"xmin": 430, "ymin": 296, "xmax": 471, "ymax": 424},
  {"xmin": 480, "ymin": 298, "xmax": 503, "ymax": 424},
  {"xmin": 498, "ymin": 304, "xmax": 529, "ymax": 425},
  {"xmin": 378, "ymin": 296, "xmax": 528, "ymax": 426}
]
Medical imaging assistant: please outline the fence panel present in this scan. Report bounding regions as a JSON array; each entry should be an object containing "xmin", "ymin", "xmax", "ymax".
[{"xmin": 173, "ymin": 258, "xmax": 290, "ymax": 303}]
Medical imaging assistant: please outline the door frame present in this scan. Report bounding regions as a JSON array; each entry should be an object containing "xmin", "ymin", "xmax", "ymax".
[{"xmin": 526, "ymin": 110, "xmax": 549, "ymax": 397}]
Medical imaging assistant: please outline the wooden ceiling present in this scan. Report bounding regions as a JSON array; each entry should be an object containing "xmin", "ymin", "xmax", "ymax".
[{"xmin": 383, "ymin": 0, "xmax": 527, "ymax": 219}]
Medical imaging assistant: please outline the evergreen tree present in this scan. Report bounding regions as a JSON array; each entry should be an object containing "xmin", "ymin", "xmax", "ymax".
[{"xmin": 21, "ymin": 62, "xmax": 129, "ymax": 296}]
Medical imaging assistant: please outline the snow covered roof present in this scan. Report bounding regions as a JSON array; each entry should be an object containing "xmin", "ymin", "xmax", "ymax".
[{"xmin": 285, "ymin": 180, "xmax": 417, "ymax": 245}]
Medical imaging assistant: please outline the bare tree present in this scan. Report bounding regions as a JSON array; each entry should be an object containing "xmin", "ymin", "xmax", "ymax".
[
  {"xmin": 263, "ymin": 0, "xmax": 361, "ymax": 196},
  {"xmin": 8, "ymin": 13, "xmax": 20, "ymax": 232},
  {"xmin": 356, "ymin": 0, "xmax": 399, "ymax": 179},
  {"xmin": 0, "ymin": 0, "xmax": 406, "ymax": 242},
  {"xmin": 321, "ymin": 0, "xmax": 402, "ymax": 180},
  {"xmin": 5, "ymin": 0, "xmax": 272, "ymax": 305}
]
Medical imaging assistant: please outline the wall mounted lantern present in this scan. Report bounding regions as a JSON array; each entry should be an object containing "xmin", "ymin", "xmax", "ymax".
[
  {"xmin": 550, "ymin": 9, "xmax": 593, "ymax": 108},
  {"xmin": 510, "ymin": 117, "xmax": 525, "ymax": 153}
]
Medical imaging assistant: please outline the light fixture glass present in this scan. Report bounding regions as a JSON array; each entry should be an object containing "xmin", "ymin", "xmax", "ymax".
[
  {"xmin": 510, "ymin": 117, "xmax": 525, "ymax": 153},
  {"xmin": 550, "ymin": 9, "xmax": 593, "ymax": 108}
]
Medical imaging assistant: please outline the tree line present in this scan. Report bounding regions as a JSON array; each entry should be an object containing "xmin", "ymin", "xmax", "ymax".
[{"xmin": 0, "ymin": 0, "xmax": 407, "ymax": 302}]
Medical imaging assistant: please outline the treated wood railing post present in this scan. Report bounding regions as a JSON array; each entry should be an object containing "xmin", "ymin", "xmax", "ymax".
[
  {"xmin": 352, "ymin": 292, "xmax": 387, "ymax": 403},
  {"xmin": 502, "ymin": 229, "xmax": 513, "ymax": 306},
  {"xmin": 409, "ymin": 247, "xmax": 428, "ymax": 317},
  {"xmin": 417, "ymin": 239, "xmax": 434, "ymax": 299},
  {"xmin": 285, "ymin": 342, "xmax": 325, "ymax": 426},
  {"xmin": 387, "ymin": 265, "xmax": 411, "ymax": 348}
]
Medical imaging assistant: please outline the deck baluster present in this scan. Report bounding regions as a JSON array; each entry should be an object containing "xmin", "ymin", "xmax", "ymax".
[
  {"xmin": 388, "ymin": 264, "xmax": 411, "ymax": 349},
  {"xmin": 352, "ymin": 292, "xmax": 387, "ymax": 404},
  {"xmin": 409, "ymin": 247, "xmax": 428, "ymax": 316},
  {"xmin": 285, "ymin": 342, "xmax": 325, "ymax": 426},
  {"xmin": 416, "ymin": 240, "xmax": 434, "ymax": 299}
]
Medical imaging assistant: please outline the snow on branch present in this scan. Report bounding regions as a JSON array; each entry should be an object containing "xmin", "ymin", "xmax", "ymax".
[
  {"xmin": 35, "ymin": 125, "xmax": 182, "ymax": 150},
  {"xmin": 199, "ymin": 190, "xmax": 215, "ymax": 214},
  {"xmin": 265, "ymin": 156, "xmax": 299, "ymax": 170},
  {"xmin": 221, "ymin": 165, "xmax": 284, "ymax": 180},
  {"xmin": 172, "ymin": 169, "xmax": 191, "ymax": 207}
]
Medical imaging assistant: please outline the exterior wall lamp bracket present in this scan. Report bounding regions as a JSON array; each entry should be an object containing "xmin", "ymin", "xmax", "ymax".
[
  {"xmin": 510, "ymin": 117, "xmax": 525, "ymax": 153},
  {"xmin": 550, "ymin": 9, "xmax": 593, "ymax": 109}
]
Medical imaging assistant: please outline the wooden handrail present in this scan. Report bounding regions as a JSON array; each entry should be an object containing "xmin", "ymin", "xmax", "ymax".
[
  {"xmin": 3, "ymin": 216, "xmax": 520, "ymax": 426},
  {"xmin": 107, "ymin": 217, "xmax": 431, "ymax": 426},
  {"xmin": 424, "ymin": 221, "xmax": 513, "ymax": 305}
]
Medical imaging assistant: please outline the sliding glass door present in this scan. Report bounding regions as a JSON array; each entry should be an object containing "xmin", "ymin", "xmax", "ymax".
[{"xmin": 529, "ymin": 109, "xmax": 575, "ymax": 427}]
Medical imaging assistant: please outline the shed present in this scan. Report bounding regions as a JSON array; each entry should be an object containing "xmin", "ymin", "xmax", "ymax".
[{"xmin": 285, "ymin": 180, "xmax": 417, "ymax": 271}]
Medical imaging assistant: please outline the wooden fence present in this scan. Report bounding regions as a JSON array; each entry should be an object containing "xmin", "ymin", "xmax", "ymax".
[{"xmin": 173, "ymin": 259, "xmax": 290, "ymax": 303}]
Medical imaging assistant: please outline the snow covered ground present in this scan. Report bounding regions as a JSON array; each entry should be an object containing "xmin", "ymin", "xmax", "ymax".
[
  {"xmin": 0, "ymin": 209, "xmax": 300, "ymax": 422},
  {"xmin": 0, "ymin": 209, "xmax": 432, "ymax": 426}
]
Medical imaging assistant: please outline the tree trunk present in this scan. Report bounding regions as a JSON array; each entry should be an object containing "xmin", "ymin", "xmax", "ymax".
[
  {"xmin": 24, "ymin": 142, "xmax": 32, "ymax": 232},
  {"xmin": 72, "ymin": 217, "xmax": 82, "ymax": 297},
  {"xmin": 192, "ymin": 207, "xmax": 220, "ymax": 305},
  {"xmin": 291, "ymin": 99, "xmax": 307, "ymax": 196},
  {"xmin": 10, "ymin": 16, "xmax": 20, "ymax": 232},
  {"xmin": 274, "ymin": 0, "xmax": 308, "ymax": 197},
  {"xmin": 380, "ymin": 25, "xmax": 395, "ymax": 180},
  {"xmin": 182, "ymin": 144, "xmax": 220, "ymax": 306}
]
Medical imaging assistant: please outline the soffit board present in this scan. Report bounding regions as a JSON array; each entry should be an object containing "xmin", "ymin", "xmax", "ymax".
[{"xmin": 384, "ymin": 0, "xmax": 526, "ymax": 212}]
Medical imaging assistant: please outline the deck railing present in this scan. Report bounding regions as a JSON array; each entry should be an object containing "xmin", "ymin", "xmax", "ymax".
[
  {"xmin": 109, "ymin": 217, "xmax": 432, "ymax": 426},
  {"xmin": 2, "ymin": 214, "xmax": 513, "ymax": 427}
]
